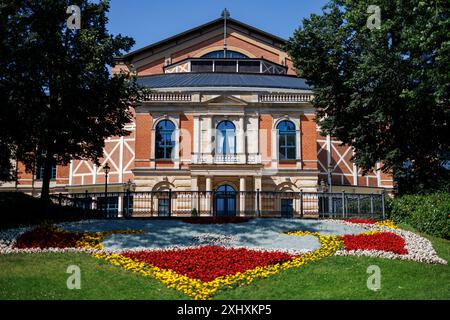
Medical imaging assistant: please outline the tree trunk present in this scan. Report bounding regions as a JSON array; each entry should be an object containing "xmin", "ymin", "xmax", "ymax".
[{"xmin": 40, "ymin": 149, "xmax": 54, "ymax": 216}]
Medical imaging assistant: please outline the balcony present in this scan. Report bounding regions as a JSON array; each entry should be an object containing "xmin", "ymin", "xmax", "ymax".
[{"xmin": 192, "ymin": 153, "xmax": 261, "ymax": 165}]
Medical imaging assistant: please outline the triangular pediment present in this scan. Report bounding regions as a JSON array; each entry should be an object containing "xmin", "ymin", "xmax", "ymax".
[{"xmin": 202, "ymin": 95, "xmax": 248, "ymax": 106}]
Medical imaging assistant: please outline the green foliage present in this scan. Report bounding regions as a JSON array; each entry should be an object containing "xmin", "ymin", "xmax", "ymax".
[
  {"xmin": 390, "ymin": 193, "xmax": 450, "ymax": 239},
  {"xmin": 286, "ymin": 0, "xmax": 450, "ymax": 194},
  {"xmin": 0, "ymin": 0, "xmax": 144, "ymax": 199},
  {"xmin": 0, "ymin": 192, "xmax": 88, "ymax": 229},
  {"xmin": 191, "ymin": 207, "xmax": 198, "ymax": 217}
]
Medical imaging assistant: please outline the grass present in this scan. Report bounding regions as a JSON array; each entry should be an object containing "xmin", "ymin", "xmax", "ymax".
[
  {"xmin": 0, "ymin": 224, "xmax": 449, "ymax": 300},
  {"xmin": 0, "ymin": 252, "xmax": 185, "ymax": 300}
]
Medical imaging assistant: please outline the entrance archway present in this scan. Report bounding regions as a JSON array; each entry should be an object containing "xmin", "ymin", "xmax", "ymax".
[{"xmin": 214, "ymin": 184, "xmax": 236, "ymax": 216}]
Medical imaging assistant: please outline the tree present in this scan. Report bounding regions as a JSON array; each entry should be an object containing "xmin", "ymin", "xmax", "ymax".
[
  {"xmin": 286, "ymin": 0, "xmax": 450, "ymax": 194},
  {"xmin": 0, "ymin": 0, "xmax": 142, "ymax": 201}
]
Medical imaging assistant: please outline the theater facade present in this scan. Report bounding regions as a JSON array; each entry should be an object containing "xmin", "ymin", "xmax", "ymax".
[{"xmin": 3, "ymin": 13, "xmax": 393, "ymax": 217}]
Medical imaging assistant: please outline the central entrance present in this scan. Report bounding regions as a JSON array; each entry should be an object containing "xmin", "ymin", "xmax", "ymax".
[{"xmin": 214, "ymin": 185, "xmax": 236, "ymax": 216}]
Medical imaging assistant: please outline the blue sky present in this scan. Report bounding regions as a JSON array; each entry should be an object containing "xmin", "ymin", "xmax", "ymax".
[{"xmin": 106, "ymin": 0, "xmax": 328, "ymax": 52}]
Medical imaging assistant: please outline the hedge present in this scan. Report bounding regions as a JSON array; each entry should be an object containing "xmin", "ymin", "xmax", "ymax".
[
  {"xmin": 0, "ymin": 192, "xmax": 90, "ymax": 230},
  {"xmin": 389, "ymin": 193, "xmax": 450, "ymax": 239}
]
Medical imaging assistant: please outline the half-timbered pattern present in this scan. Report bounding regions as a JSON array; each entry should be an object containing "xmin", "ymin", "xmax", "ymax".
[{"xmin": 4, "ymin": 12, "xmax": 393, "ymax": 217}]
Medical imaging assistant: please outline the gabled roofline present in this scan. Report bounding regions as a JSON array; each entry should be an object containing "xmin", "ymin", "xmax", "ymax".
[{"xmin": 116, "ymin": 17, "xmax": 288, "ymax": 62}]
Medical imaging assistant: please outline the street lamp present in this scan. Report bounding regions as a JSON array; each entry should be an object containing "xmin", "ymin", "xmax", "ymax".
[
  {"xmin": 124, "ymin": 178, "xmax": 135, "ymax": 218},
  {"xmin": 103, "ymin": 162, "xmax": 110, "ymax": 207},
  {"xmin": 126, "ymin": 178, "xmax": 135, "ymax": 192},
  {"xmin": 327, "ymin": 164, "xmax": 333, "ymax": 193}
]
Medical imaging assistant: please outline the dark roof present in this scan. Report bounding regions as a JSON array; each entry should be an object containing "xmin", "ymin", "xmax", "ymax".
[
  {"xmin": 137, "ymin": 73, "xmax": 311, "ymax": 90},
  {"xmin": 118, "ymin": 17, "xmax": 287, "ymax": 61}
]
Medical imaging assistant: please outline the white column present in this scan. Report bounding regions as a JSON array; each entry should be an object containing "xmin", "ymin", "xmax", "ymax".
[
  {"xmin": 206, "ymin": 177, "xmax": 213, "ymax": 215},
  {"xmin": 239, "ymin": 177, "xmax": 246, "ymax": 216},
  {"xmin": 237, "ymin": 116, "xmax": 246, "ymax": 163},
  {"xmin": 254, "ymin": 176, "xmax": 262, "ymax": 215},
  {"xmin": 118, "ymin": 195, "xmax": 123, "ymax": 218},
  {"xmin": 271, "ymin": 128, "xmax": 278, "ymax": 169},
  {"xmin": 93, "ymin": 164, "xmax": 97, "ymax": 184},
  {"xmin": 296, "ymin": 126, "xmax": 301, "ymax": 169},
  {"xmin": 193, "ymin": 115, "xmax": 201, "ymax": 163},
  {"xmin": 203, "ymin": 116, "xmax": 213, "ymax": 163},
  {"xmin": 174, "ymin": 128, "xmax": 180, "ymax": 169},
  {"xmin": 150, "ymin": 128, "xmax": 156, "ymax": 168},
  {"xmin": 119, "ymin": 136, "xmax": 124, "ymax": 183},
  {"xmin": 191, "ymin": 176, "xmax": 199, "ymax": 211}
]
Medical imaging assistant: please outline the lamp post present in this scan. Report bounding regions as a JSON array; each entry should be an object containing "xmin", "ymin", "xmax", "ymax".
[
  {"xmin": 126, "ymin": 179, "xmax": 133, "ymax": 192},
  {"xmin": 125, "ymin": 178, "xmax": 134, "ymax": 217},
  {"xmin": 327, "ymin": 164, "xmax": 333, "ymax": 193},
  {"xmin": 103, "ymin": 162, "xmax": 110, "ymax": 209}
]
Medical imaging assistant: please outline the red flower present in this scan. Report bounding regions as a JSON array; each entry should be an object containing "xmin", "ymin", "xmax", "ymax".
[
  {"xmin": 344, "ymin": 218, "xmax": 376, "ymax": 224},
  {"xmin": 342, "ymin": 232, "xmax": 407, "ymax": 254},
  {"xmin": 122, "ymin": 246, "xmax": 295, "ymax": 282},
  {"xmin": 14, "ymin": 227, "xmax": 83, "ymax": 249}
]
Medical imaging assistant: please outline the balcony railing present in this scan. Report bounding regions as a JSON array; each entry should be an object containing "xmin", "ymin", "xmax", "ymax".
[
  {"xmin": 214, "ymin": 154, "xmax": 239, "ymax": 163},
  {"xmin": 192, "ymin": 153, "xmax": 260, "ymax": 164},
  {"xmin": 142, "ymin": 93, "xmax": 192, "ymax": 102},
  {"xmin": 259, "ymin": 93, "xmax": 313, "ymax": 103}
]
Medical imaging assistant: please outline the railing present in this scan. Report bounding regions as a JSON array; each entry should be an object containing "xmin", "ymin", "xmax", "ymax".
[
  {"xmin": 192, "ymin": 154, "xmax": 260, "ymax": 164},
  {"xmin": 259, "ymin": 94, "xmax": 313, "ymax": 103},
  {"xmin": 214, "ymin": 154, "xmax": 239, "ymax": 163},
  {"xmin": 53, "ymin": 190, "xmax": 385, "ymax": 219},
  {"xmin": 142, "ymin": 93, "xmax": 192, "ymax": 102}
]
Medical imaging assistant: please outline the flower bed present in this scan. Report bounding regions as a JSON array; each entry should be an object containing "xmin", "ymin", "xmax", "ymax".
[
  {"xmin": 14, "ymin": 226, "xmax": 84, "ymax": 249},
  {"xmin": 344, "ymin": 218, "xmax": 376, "ymax": 224},
  {"xmin": 0, "ymin": 219, "xmax": 446, "ymax": 300},
  {"xmin": 7, "ymin": 225, "xmax": 144, "ymax": 252},
  {"xmin": 91, "ymin": 231, "xmax": 342, "ymax": 300},
  {"xmin": 333, "ymin": 219, "xmax": 446, "ymax": 264},
  {"xmin": 341, "ymin": 232, "xmax": 407, "ymax": 254},
  {"xmin": 121, "ymin": 246, "xmax": 294, "ymax": 282},
  {"xmin": 343, "ymin": 218, "xmax": 398, "ymax": 229}
]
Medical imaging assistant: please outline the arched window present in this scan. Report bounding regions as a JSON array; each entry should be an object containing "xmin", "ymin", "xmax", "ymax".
[
  {"xmin": 277, "ymin": 120, "xmax": 296, "ymax": 160},
  {"xmin": 155, "ymin": 120, "xmax": 175, "ymax": 159},
  {"xmin": 216, "ymin": 120, "xmax": 236, "ymax": 155},
  {"xmin": 201, "ymin": 50, "xmax": 248, "ymax": 59}
]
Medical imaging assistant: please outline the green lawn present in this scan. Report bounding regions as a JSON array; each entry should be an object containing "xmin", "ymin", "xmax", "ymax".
[{"xmin": 1, "ymin": 225, "xmax": 449, "ymax": 300}]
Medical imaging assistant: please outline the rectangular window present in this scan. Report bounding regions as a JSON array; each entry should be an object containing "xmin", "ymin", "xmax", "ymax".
[
  {"xmin": 238, "ymin": 61, "xmax": 260, "ymax": 73},
  {"xmin": 36, "ymin": 163, "xmax": 57, "ymax": 180},
  {"xmin": 156, "ymin": 133, "xmax": 174, "ymax": 159},
  {"xmin": 214, "ymin": 61, "xmax": 237, "ymax": 73},
  {"xmin": 191, "ymin": 61, "xmax": 213, "ymax": 72},
  {"xmin": 279, "ymin": 133, "xmax": 296, "ymax": 160}
]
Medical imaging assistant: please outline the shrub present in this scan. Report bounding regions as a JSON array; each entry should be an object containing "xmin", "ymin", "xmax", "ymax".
[
  {"xmin": 0, "ymin": 192, "xmax": 87, "ymax": 229},
  {"xmin": 389, "ymin": 193, "xmax": 450, "ymax": 239}
]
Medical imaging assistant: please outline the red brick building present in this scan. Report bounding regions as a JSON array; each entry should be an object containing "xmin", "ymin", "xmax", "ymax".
[{"xmin": 2, "ymin": 13, "xmax": 393, "ymax": 216}]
